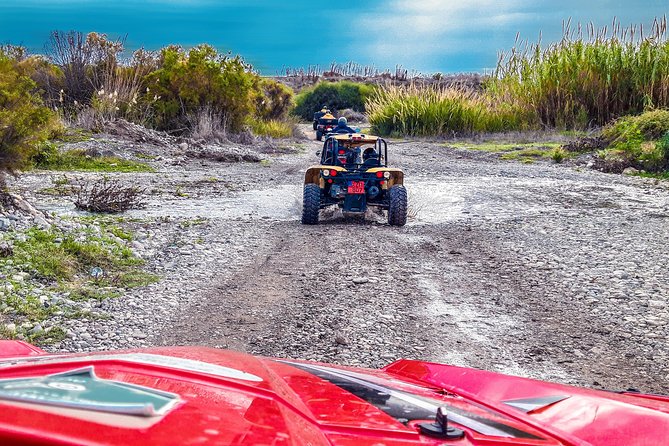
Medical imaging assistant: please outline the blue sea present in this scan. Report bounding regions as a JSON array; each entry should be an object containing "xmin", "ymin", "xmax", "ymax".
[{"xmin": 1, "ymin": 0, "xmax": 667, "ymax": 75}]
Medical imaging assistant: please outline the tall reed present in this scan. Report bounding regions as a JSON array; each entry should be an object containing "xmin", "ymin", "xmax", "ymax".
[
  {"xmin": 495, "ymin": 16, "xmax": 669, "ymax": 128},
  {"xmin": 366, "ymin": 83, "xmax": 530, "ymax": 136},
  {"xmin": 368, "ymin": 17, "xmax": 669, "ymax": 136}
]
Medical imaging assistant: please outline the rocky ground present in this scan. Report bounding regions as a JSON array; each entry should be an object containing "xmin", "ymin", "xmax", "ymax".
[{"xmin": 4, "ymin": 124, "xmax": 669, "ymax": 394}]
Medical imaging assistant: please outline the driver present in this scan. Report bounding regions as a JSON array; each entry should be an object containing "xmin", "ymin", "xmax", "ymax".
[{"xmin": 332, "ymin": 117, "xmax": 357, "ymax": 134}]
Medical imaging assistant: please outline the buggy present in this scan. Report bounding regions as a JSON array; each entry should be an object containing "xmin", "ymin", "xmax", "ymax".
[
  {"xmin": 0, "ymin": 339, "xmax": 666, "ymax": 445},
  {"xmin": 302, "ymin": 133, "xmax": 407, "ymax": 225},
  {"xmin": 314, "ymin": 113, "xmax": 338, "ymax": 140}
]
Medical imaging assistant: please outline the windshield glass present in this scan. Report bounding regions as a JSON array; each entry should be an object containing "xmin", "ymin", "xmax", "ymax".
[{"xmin": 283, "ymin": 361, "xmax": 544, "ymax": 440}]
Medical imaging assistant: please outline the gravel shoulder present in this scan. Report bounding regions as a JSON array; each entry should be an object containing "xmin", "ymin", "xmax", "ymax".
[{"xmin": 9, "ymin": 127, "xmax": 669, "ymax": 394}]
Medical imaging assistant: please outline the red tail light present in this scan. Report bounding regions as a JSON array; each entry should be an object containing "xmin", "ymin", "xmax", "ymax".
[
  {"xmin": 376, "ymin": 171, "xmax": 383, "ymax": 178},
  {"xmin": 330, "ymin": 170, "xmax": 337, "ymax": 176},
  {"xmin": 338, "ymin": 150, "xmax": 345, "ymax": 155}
]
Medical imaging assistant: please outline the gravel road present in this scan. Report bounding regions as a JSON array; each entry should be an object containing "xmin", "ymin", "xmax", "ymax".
[{"xmin": 15, "ymin": 127, "xmax": 669, "ymax": 394}]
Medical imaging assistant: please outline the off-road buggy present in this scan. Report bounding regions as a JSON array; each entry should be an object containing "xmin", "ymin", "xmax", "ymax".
[
  {"xmin": 312, "ymin": 107, "xmax": 331, "ymax": 130},
  {"xmin": 314, "ymin": 113, "xmax": 338, "ymax": 141},
  {"xmin": 302, "ymin": 133, "xmax": 407, "ymax": 225},
  {"xmin": 0, "ymin": 339, "xmax": 667, "ymax": 445}
]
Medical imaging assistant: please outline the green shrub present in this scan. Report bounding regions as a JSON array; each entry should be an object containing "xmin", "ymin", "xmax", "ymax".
[
  {"xmin": 0, "ymin": 50, "xmax": 58, "ymax": 184},
  {"xmin": 550, "ymin": 146, "xmax": 568, "ymax": 163},
  {"xmin": 598, "ymin": 111, "xmax": 669, "ymax": 172},
  {"xmin": 255, "ymin": 79, "xmax": 293, "ymax": 121},
  {"xmin": 602, "ymin": 110, "xmax": 669, "ymax": 142},
  {"xmin": 145, "ymin": 45, "xmax": 261, "ymax": 133},
  {"xmin": 293, "ymin": 81, "xmax": 375, "ymax": 120}
]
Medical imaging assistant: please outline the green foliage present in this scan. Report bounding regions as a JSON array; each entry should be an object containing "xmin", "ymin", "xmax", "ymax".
[
  {"xmin": 367, "ymin": 84, "xmax": 530, "ymax": 136},
  {"xmin": 9, "ymin": 227, "xmax": 140, "ymax": 281},
  {"xmin": 32, "ymin": 144, "xmax": 154, "ymax": 172},
  {"xmin": 255, "ymin": 78, "xmax": 293, "ymax": 120},
  {"xmin": 600, "ymin": 111, "xmax": 669, "ymax": 172},
  {"xmin": 0, "ymin": 50, "xmax": 58, "ymax": 181},
  {"xmin": 550, "ymin": 146, "xmax": 568, "ymax": 163},
  {"xmin": 0, "ymin": 223, "xmax": 157, "ymax": 342},
  {"xmin": 145, "ymin": 45, "xmax": 261, "ymax": 133},
  {"xmin": 367, "ymin": 18, "xmax": 669, "ymax": 137},
  {"xmin": 293, "ymin": 81, "xmax": 376, "ymax": 120},
  {"xmin": 602, "ymin": 109, "xmax": 669, "ymax": 142},
  {"xmin": 494, "ymin": 18, "xmax": 669, "ymax": 129},
  {"xmin": 248, "ymin": 119, "xmax": 293, "ymax": 138}
]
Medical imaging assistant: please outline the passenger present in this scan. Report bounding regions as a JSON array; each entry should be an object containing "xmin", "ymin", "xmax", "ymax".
[
  {"xmin": 362, "ymin": 147, "xmax": 377, "ymax": 162},
  {"xmin": 332, "ymin": 117, "xmax": 358, "ymax": 134}
]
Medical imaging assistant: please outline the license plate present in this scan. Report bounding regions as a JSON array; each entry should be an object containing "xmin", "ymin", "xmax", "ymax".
[{"xmin": 347, "ymin": 181, "xmax": 365, "ymax": 194}]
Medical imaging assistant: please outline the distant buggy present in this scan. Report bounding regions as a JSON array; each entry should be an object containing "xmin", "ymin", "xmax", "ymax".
[
  {"xmin": 314, "ymin": 113, "xmax": 338, "ymax": 141},
  {"xmin": 301, "ymin": 134, "xmax": 407, "ymax": 226}
]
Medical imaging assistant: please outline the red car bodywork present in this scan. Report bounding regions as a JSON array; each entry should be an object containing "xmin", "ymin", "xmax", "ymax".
[{"xmin": 0, "ymin": 340, "xmax": 666, "ymax": 445}]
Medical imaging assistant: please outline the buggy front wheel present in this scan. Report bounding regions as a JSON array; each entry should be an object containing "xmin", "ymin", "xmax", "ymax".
[
  {"xmin": 388, "ymin": 185, "xmax": 407, "ymax": 226},
  {"xmin": 301, "ymin": 184, "xmax": 321, "ymax": 224}
]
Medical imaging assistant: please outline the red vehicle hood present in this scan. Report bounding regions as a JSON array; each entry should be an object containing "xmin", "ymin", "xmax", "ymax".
[{"xmin": 0, "ymin": 341, "xmax": 666, "ymax": 446}]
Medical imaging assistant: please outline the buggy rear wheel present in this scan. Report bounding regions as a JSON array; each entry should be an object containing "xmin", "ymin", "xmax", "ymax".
[
  {"xmin": 388, "ymin": 185, "xmax": 407, "ymax": 226},
  {"xmin": 316, "ymin": 130, "xmax": 323, "ymax": 141},
  {"xmin": 301, "ymin": 184, "xmax": 321, "ymax": 225}
]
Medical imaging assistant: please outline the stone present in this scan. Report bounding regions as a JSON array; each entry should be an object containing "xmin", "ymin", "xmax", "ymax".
[
  {"xmin": 33, "ymin": 215, "xmax": 51, "ymax": 229},
  {"xmin": 352, "ymin": 277, "xmax": 369, "ymax": 285},
  {"xmin": 0, "ymin": 218, "xmax": 10, "ymax": 231},
  {"xmin": 622, "ymin": 167, "xmax": 639, "ymax": 175},
  {"xmin": 335, "ymin": 335, "xmax": 349, "ymax": 346},
  {"xmin": 8, "ymin": 193, "xmax": 40, "ymax": 216},
  {"xmin": 132, "ymin": 331, "xmax": 148, "ymax": 339},
  {"xmin": 29, "ymin": 324, "xmax": 44, "ymax": 335}
]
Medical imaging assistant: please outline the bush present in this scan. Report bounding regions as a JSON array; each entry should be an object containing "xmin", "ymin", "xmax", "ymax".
[
  {"xmin": 255, "ymin": 79, "xmax": 293, "ymax": 121},
  {"xmin": 73, "ymin": 177, "xmax": 145, "ymax": 213},
  {"xmin": 597, "ymin": 111, "xmax": 669, "ymax": 172},
  {"xmin": 145, "ymin": 45, "xmax": 261, "ymax": 133},
  {"xmin": 0, "ymin": 50, "xmax": 58, "ymax": 184},
  {"xmin": 292, "ymin": 81, "xmax": 375, "ymax": 120},
  {"xmin": 550, "ymin": 147, "xmax": 568, "ymax": 163},
  {"xmin": 602, "ymin": 110, "xmax": 669, "ymax": 143}
]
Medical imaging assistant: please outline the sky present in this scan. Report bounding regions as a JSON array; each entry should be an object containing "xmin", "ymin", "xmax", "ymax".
[{"xmin": 0, "ymin": 0, "xmax": 667, "ymax": 74}]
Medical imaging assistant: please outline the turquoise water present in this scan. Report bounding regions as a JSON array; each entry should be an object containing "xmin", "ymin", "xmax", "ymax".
[{"xmin": 1, "ymin": 1, "xmax": 667, "ymax": 74}]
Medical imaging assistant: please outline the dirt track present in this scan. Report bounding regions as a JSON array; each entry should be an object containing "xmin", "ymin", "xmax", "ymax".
[{"xmin": 19, "ymin": 127, "xmax": 669, "ymax": 393}]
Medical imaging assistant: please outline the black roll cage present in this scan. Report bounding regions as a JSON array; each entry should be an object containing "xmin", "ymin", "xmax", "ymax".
[{"xmin": 320, "ymin": 136, "xmax": 388, "ymax": 169}]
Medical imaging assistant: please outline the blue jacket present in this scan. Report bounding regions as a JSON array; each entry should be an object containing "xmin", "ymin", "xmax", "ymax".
[{"xmin": 332, "ymin": 123, "xmax": 357, "ymax": 134}]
